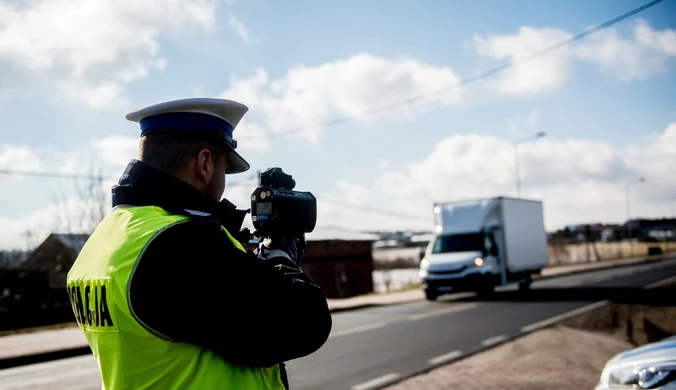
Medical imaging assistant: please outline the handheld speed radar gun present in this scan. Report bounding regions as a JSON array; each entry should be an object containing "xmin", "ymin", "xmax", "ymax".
[{"xmin": 250, "ymin": 167, "xmax": 317, "ymax": 239}]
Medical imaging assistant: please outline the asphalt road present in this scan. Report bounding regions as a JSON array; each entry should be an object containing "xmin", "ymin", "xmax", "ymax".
[{"xmin": 1, "ymin": 257, "xmax": 675, "ymax": 390}]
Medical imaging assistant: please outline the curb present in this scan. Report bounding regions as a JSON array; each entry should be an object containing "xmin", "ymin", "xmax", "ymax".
[
  {"xmin": 2, "ymin": 254, "xmax": 673, "ymax": 371},
  {"xmin": 329, "ymin": 303, "xmax": 376, "ymax": 313},
  {"xmin": 536, "ymin": 253, "xmax": 674, "ymax": 282}
]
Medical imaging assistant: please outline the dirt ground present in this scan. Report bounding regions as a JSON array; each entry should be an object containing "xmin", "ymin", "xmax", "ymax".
[
  {"xmin": 562, "ymin": 304, "xmax": 676, "ymax": 346},
  {"xmin": 385, "ymin": 326, "xmax": 633, "ymax": 390},
  {"xmin": 386, "ymin": 304, "xmax": 676, "ymax": 390}
]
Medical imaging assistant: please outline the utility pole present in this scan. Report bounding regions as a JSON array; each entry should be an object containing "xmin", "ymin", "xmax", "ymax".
[
  {"xmin": 514, "ymin": 143, "xmax": 521, "ymax": 198},
  {"xmin": 670, "ymin": 195, "xmax": 675, "ymax": 252},
  {"xmin": 625, "ymin": 176, "xmax": 646, "ymax": 256}
]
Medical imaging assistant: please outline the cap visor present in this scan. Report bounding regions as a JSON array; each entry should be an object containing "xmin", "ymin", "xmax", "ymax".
[{"xmin": 226, "ymin": 149, "xmax": 250, "ymax": 174}]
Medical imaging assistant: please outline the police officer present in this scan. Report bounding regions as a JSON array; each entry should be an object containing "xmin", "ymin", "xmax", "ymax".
[{"xmin": 66, "ymin": 97, "xmax": 332, "ymax": 390}]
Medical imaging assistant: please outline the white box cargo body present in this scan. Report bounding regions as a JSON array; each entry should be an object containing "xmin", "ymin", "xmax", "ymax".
[
  {"xmin": 421, "ymin": 196, "xmax": 548, "ymax": 300},
  {"xmin": 498, "ymin": 197, "xmax": 549, "ymax": 274}
]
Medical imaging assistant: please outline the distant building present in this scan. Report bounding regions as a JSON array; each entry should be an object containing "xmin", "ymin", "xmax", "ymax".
[
  {"xmin": 22, "ymin": 233, "xmax": 89, "ymax": 289},
  {"xmin": 373, "ymin": 231, "xmax": 434, "ymax": 250},
  {"xmin": 626, "ymin": 218, "xmax": 676, "ymax": 241},
  {"xmin": 301, "ymin": 226, "xmax": 379, "ymax": 299},
  {"xmin": 20, "ymin": 226, "xmax": 381, "ymax": 300}
]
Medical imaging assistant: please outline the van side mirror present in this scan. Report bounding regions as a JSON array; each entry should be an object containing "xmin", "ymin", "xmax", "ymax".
[
  {"xmin": 485, "ymin": 234, "xmax": 498, "ymax": 256},
  {"xmin": 490, "ymin": 245, "xmax": 498, "ymax": 256}
]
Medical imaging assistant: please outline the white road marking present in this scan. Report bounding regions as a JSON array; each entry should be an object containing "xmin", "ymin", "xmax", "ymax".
[
  {"xmin": 521, "ymin": 300, "xmax": 610, "ymax": 333},
  {"xmin": 351, "ymin": 373, "xmax": 400, "ymax": 390},
  {"xmin": 329, "ymin": 322, "xmax": 387, "ymax": 339},
  {"xmin": 406, "ymin": 300, "xmax": 434, "ymax": 309},
  {"xmin": 330, "ymin": 302, "xmax": 477, "ymax": 339},
  {"xmin": 428, "ymin": 350, "xmax": 463, "ymax": 365},
  {"xmin": 582, "ymin": 274, "xmax": 613, "ymax": 284},
  {"xmin": 559, "ymin": 273, "xmax": 613, "ymax": 287},
  {"xmin": 645, "ymin": 275, "xmax": 676, "ymax": 289},
  {"xmin": 406, "ymin": 303, "xmax": 477, "ymax": 321},
  {"xmin": 481, "ymin": 334, "xmax": 507, "ymax": 347}
]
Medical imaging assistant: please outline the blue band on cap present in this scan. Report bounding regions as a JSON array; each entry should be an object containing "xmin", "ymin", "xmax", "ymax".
[{"xmin": 139, "ymin": 112, "xmax": 234, "ymax": 139}]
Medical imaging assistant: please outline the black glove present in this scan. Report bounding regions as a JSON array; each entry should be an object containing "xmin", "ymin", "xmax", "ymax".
[{"xmin": 260, "ymin": 233, "xmax": 307, "ymax": 265}]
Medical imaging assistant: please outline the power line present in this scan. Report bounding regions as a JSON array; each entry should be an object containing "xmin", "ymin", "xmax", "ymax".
[
  {"xmin": 238, "ymin": 0, "xmax": 665, "ymax": 141},
  {"xmin": 0, "ymin": 169, "xmax": 108, "ymax": 181},
  {"xmin": 319, "ymin": 196, "xmax": 430, "ymax": 221},
  {"xmin": 0, "ymin": 169, "xmax": 430, "ymax": 221},
  {"xmin": 0, "ymin": 169, "xmax": 257, "ymax": 187}
]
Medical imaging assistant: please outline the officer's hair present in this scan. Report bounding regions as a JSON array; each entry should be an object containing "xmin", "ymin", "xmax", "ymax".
[{"xmin": 139, "ymin": 131, "xmax": 228, "ymax": 176}]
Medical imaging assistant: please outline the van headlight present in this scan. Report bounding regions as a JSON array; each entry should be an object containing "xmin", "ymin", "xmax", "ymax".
[
  {"xmin": 599, "ymin": 363, "xmax": 676, "ymax": 389},
  {"xmin": 474, "ymin": 257, "xmax": 484, "ymax": 267},
  {"xmin": 419, "ymin": 259, "xmax": 429, "ymax": 278}
]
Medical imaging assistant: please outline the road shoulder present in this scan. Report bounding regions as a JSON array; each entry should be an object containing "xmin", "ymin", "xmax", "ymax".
[
  {"xmin": 383, "ymin": 325, "xmax": 633, "ymax": 390},
  {"xmin": 383, "ymin": 292, "xmax": 676, "ymax": 390}
]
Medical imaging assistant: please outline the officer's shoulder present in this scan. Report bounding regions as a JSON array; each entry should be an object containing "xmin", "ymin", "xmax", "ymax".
[
  {"xmin": 159, "ymin": 209, "xmax": 225, "ymax": 238},
  {"xmin": 176, "ymin": 208, "xmax": 222, "ymax": 224}
]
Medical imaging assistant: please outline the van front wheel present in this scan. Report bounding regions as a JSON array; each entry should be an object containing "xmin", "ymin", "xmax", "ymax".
[
  {"xmin": 425, "ymin": 288, "xmax": 438, "ymax": 301},
  {"xmin": 518, "ymin": 278, "xmax": 532, "ymax": 291}
]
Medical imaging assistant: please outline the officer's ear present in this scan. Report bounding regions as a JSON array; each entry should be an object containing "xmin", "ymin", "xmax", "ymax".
[{"xmin": 195, "ymin": 148, "xmax": 214, "ymax": 183}]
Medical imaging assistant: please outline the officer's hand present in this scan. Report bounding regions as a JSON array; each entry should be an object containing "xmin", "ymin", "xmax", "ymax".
[
  {"xmin": 294, "ymin": 234, "xmax": 307, "ymax": 264},
  {"xmin": 276, "ymin": 234, "xmax": 307, "ymax": 265},
  {"xmin": 259, "ymin": 233, "xmax": 306, "ymax": 265}
]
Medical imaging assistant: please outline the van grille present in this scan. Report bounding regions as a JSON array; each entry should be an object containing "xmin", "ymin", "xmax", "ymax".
[{"xmin": 429, "ymin": 266, "xmax": 466, "ymax": 275}]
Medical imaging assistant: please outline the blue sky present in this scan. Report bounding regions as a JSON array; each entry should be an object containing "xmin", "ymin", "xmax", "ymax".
[{"xmin": 0, "ymin": 0, "xmax": 675, "ymax": 249}]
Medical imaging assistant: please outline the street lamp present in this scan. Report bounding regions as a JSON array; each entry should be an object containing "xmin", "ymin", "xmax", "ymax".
[
  {"xmin": 625, "ymin": 176, "xmax": 646, "ymax": 244},
  {"xmin": 514, "ymin": 131, "xmax": 546, "ymax": 198},
  {"xmin": 668, "ymin": 195, "xmax": 676, "ymax": 252}
]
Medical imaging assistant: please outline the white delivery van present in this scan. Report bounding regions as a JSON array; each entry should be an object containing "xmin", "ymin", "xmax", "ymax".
[{"xmin": 419, "ymin": 196, "xmax": 549, "ymax": 301}]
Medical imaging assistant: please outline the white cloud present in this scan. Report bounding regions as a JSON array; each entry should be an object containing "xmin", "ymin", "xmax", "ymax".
[
  {"xmin": 0, "ymin": 191, "xmax": 111, "ymax": 250},
  {"xmin": 0, "ymin": 145, "xmax": 42, "ymax": 173},
  {"xmin": 472, "ymin": 20, "xmax": 676, "ymax": 96},
  {"xmin": 229, "ymin": 15, "xmax": 251, "ymax": 43},
  {"xmin": 93, "ymin": 136, "xmax": 139, "ymax": 168},
  {"xmin": 575, "ymin": 19, "xmax": 676, "ymax": 81},
  {"xmin": 378, "ymin": 159, "xmax": 390, "ymax": 169},
  {"xmin": 320, "ymin": 122, "xmax": 676, "ymax": 233},
  {"xmin": 336, "ymin": 179, "xmax": 370, "ymax": 205},
  {"xmin": 0, "ymin": 141, "xmax": 116, "ymax": 250},
  {"xmin": 0, "ymin": 204, "xmax": 57, "ymax": 250},
  {"xmin": 625, "ymin": 122, "xmax": 676, "ymax": 199},
  {"xmin": 0, "ymin": 144, "xmax": 85, "ymax": 180},
  {"xmin": 234, "ymin": 121, "xmax": 271, "ymax": 153},
  {"xmin": 222, "ymin": 20, "xmax": 674, "ymax": 150},
  {"xmin": 2, "ymin": 123, "xmax": 674, "ymax": 248},
  {"xmin": 0, "ymin": 0, "xmax": 218, "ymax": 108},
  {"xmin": 473, "ymin": 27, "xmax": 574, "ymax": 96},
  {"xmin": 220, "ymin": 53, "xmax": 465, "ymax": 144},
  {"xmin": 507, "ymin": 109, "xmax": 541, "ymax": 138}
]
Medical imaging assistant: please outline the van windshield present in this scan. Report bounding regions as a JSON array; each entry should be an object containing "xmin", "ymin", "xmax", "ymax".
[{"xmin": 431, "ymin": 233, "xmax": 484, "ymax": 254}]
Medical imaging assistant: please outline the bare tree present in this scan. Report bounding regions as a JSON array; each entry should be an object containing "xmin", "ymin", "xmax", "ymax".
[
  {"xmin": 21, "ymin": 228, "xmax": 40, "ymax": 252},
  {"xmin": 52, "ymin": 163, "xmax": 109, "ymax": 235},
  {"xmin": 75, "ymin": 165, "xmax": 107, "ymax": 234}
]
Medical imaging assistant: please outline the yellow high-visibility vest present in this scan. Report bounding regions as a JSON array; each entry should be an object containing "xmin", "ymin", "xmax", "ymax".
[{"xmin": 67, "ymin": 205, "xmax": 285, "ymax": 390}]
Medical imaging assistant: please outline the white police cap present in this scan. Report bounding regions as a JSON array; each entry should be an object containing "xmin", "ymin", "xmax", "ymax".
[{"xmin": 125, "ymin": 97, "xmax": 250, "ymax": 174}]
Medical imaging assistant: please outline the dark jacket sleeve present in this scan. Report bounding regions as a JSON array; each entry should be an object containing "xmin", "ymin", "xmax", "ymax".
[{"xmin": 128, "ymin": 219, "xmax": 333, "ymax": 367}]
